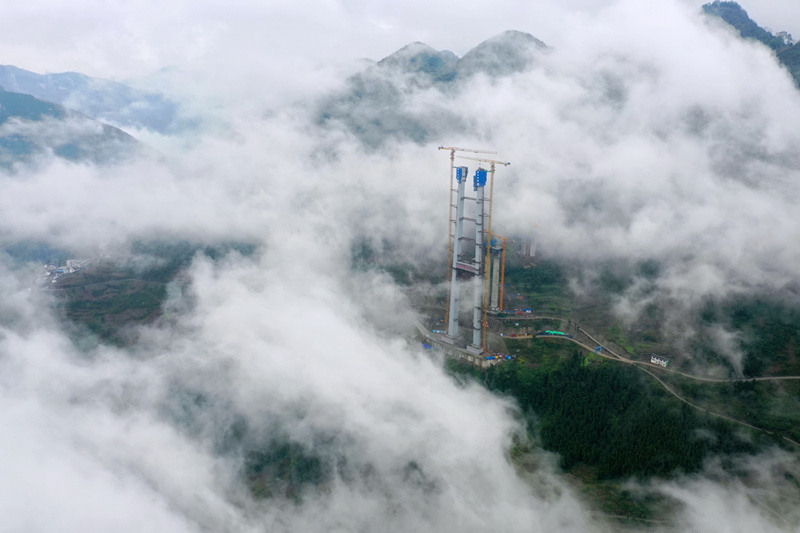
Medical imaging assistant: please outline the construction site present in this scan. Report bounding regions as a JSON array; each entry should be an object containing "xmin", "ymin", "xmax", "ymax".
[
  {"xmin": 415, "ymin": 147, "xmax": 679, "ymax": 370},
  {"xmin": 439, "ymin": 146, "xmax": 510, "ymax": 353},
  {"xmin": 414, "ymin": 146, "xmax": 574, "ymax": 366}
]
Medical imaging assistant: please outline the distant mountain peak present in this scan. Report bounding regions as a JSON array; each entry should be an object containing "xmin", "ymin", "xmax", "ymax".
[
  {"xmin": 456, "ymin": 30, "xmax": 547, "ymax": 78},
  {"xmin": 374, "ymin": 30, "xmax": 548, "ymax": 83},
  {"xmin": 380, "ymin": 41, "xmax": 439, "ymax": 58},
  {"xmin": 377, "ymin": 42, "xmax": 458, "ymax": 80},
  {"xmin": 317, "ymin": 30, "xmax": 549, "ymax": 150},
  {"xmin": 479, "ymin": 29, "xmax": 547, "ymax": 47}
]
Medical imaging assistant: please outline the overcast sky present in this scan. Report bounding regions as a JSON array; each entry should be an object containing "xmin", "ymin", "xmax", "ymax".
[{"xmin": 0, "ymin": 0, "xmax": 797, "ymax": 81}]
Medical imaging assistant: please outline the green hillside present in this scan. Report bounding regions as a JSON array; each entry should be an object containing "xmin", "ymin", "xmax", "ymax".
[
  {"xmin": 702, "ymin": 2, "xmax": 792, "ymax": 50},
  {"xmin": 703, "ymin": 1, "xmax": 799, "ymax": 85},
  {"xmin": 0, "ymin": 86, "xmax": 143, "ymax": 166},
  {"xmin": 0, "ymin": 87, "xmax": 66, "ymax": 123}
]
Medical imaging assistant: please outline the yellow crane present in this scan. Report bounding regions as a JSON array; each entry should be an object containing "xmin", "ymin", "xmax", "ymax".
[{"xmin": 487, "ymin": 231, "xmax": 508, "ymax": 311}]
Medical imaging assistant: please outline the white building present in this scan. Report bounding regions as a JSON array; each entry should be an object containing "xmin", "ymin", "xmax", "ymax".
[{"xmin": 650, "ymin": 355, "xmax": 670, "ymax": 368}]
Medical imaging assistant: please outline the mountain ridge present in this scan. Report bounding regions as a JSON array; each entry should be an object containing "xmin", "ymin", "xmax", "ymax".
[
  {"xmin": 317, "ymin": 30, "xmax": 548, "ymax": 149},
  {"xmin": 0, "ymin": 86, "xmax": 146, "ymax": 167},
  {"xmin": 702, "ymin": 1, "xmax": 800, "ymax": 85},
  {"xmin": 0, "ymin": 64, "xmax": 184, "ymax": 134}
]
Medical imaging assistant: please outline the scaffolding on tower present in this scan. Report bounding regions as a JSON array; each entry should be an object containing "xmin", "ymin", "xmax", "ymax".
[
  {"xmin": 438, "ymin": 146, "xmax": 497, "ymax": 339},
  {"xmin": 439, "ymin": 145, "xmax": 510, "ymax": 355},
  {"xmin": 457, "ymin": 155, "xmax": 511, "ymax": 353}
]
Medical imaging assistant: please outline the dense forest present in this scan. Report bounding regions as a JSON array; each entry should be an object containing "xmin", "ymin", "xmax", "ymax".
[
  {"xmin": 448, "ymin": 346, "xmax": 761, "ymax": 480},
  {"xmin": 702, "ymin": 1, "xmax": 794, "ymax": 51}
]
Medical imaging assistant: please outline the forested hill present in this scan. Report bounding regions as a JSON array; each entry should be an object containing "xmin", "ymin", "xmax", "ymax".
[
  {"xmin": 0, "ymin": 87, "xmax": 144, "ymax": 167},
  {"xmin": 0, "ymin": 87, "xmax": 66, "ymax": 123},
  {"xmin": 778, "ymin": 42, "xmax": 800, "ymax": 84},
  {"xmin": 702, "ymin": 1, "xmax": 800, "ymax": 85},
  {"xmin": 449, "ymin": 352, "xmax": 760, "ymax": 481},
  {"xmin": 0, "ymin": 64, "xmax": 184, "ymax": 134},
  {"xmin": 703, "ymin": 1, "xmax": 793, "ymax": 50},
  {"xmin": 316, "ymin": 30, "xmax": 547, "ymax": 149}
]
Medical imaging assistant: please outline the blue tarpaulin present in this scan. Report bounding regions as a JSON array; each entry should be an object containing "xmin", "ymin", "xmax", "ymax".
[{"xmin": 474, "ymin": 169, "xmax": 488, "ymax": 188}]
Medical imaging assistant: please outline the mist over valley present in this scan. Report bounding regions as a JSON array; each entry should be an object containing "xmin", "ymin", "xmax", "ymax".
[{"xmin": 2, "ymin": 1, "xmax": 800, "ymax": 531}]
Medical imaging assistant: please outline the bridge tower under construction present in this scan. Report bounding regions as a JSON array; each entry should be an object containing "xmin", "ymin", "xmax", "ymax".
[
  {"xmin": 445, "ymin": 167, "xmax": 489, "ymax": 353},
  {"xmin": 440, "ymin": 147, "xmax": 510, "ymax": 354}
]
